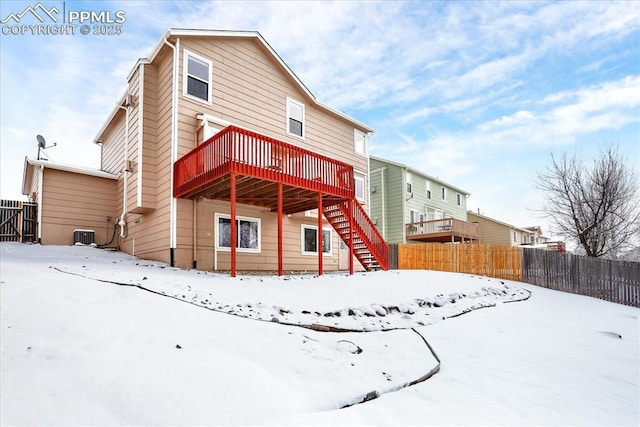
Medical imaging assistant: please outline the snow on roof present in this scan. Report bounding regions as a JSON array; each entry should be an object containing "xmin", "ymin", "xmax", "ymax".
[{"xmin": 22, "ymin": 157, "xmax": 118, "ymax": 194}]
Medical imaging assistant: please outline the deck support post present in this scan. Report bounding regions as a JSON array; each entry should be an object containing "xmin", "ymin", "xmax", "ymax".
[
  {"xmin": 277, "ymin": 182, "xmax": 283, "ymax": 276},
  {"xmin": 318, "ymin": 192, "xmax": 323, "ymax": 276},
  {"xmin": 230, "ymin": 173, "xmax": 237, "ymax": 278},
  {"xmin": 348, "ymin": 199, "xmax": 354, "ymax": 275}
]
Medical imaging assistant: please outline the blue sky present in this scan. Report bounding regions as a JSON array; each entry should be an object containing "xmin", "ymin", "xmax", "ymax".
[{"xmin": 1, "ymin": 0, "xmax": 639, "ymax": 236}]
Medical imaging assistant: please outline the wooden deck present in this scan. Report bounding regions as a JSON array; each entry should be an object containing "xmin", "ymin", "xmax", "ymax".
[{"xmin": 406, "ymin": 218, "xmax": 479, "ymax": 243}]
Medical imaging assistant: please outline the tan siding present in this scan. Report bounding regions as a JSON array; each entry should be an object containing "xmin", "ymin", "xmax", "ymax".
[
  {"xmin": 90, "ymin": 36, "xmax": 372, "ymax": 273},
  {"xmin": 100, "ymin": 111, "xmax": 126, "ymax": 175},
  {"xmin": 194, "ymin": 199, "xmax": 341, "ymax": 272},
  {"xmin": 176, "ymin": 38, "xmax": 369, "ymax": 187},
  {"xmin": 467, "ymin": 212, "xmax": 512, "ymax": 246},
  {"xmin": 40, "ymin": 169, "xmax": 118, "ymax": 246}
]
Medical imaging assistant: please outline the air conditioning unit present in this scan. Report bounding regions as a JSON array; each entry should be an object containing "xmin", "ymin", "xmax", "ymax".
[{"xmin": 74, "ymin": 229, "xmax": 95, "ymax": 245}]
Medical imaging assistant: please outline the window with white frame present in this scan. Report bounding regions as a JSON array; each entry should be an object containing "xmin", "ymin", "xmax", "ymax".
[
  {"xmin": 410, "ymin": 210, "xmax": 425, "ymax": 223},
  {"xmin": 183, "ymin": 50, "xmax": 212, "ymax": 103},
  {"xmin": 301, "ymin": 225, "xmax": 332, "ymax": 255},
  {"xmin": 354, "ymin": 174, "xmax": 365, "ymax": 201},
  {"xmin": 426, "ymin": 181, "xmax": 432, "ymax": 200},
  {"xmin": 354, "ymin": 129, "xmax": 367, "ymax": 156},
  {"xmin": 286, "ymin": 97, "xmax": 305, "ymax": 138},
  {"xmin": 513, "ymin": 231, "xmax": 517, "ymax": 242},
  {"xmin": 456, "ymin": 193, "xmax": 462, "ymax": 206},
  {"xmin": 441, "ymin": 186, "xmax": 447, "ymax": 201},
  {"xmin": 406, "ymin": 173, "xmax": 412, "ymax": 194},
  {"xmin": 215, "ymin": 214, "xmax": 261, "ymax": 252}
]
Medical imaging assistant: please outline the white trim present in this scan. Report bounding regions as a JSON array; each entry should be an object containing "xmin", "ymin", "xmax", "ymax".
[
  {"xmin": 300, "ymin": 224, "xmax": 333, "ymax": 256},
  {"xmin": 215, "ymin": 213, "xmax": 261, "ymax": 253},
  {"xmin": 354, "ymin": 129, "xmax": 368, "ymax": 157},
  {"xmin": 353, "ymin": 169, "xmax": 367, "ymax": 203},
  {"xmin": 137, "ymin": 63, "xmax": 145, "ymax": 207},
  {"xmin": 165, "ymin": 37, "xmax": 179, "ymax": 249},
  {"xmin": 24, "ymin": 158, "xmax": 118, "ymax": 179},
  {"xmin": 182, "ymin": 48, "xmax": 213, "ymax": 105},
  {"xmin": 286, "ymin": 96, "xmax": 305, "ymax": 140}
]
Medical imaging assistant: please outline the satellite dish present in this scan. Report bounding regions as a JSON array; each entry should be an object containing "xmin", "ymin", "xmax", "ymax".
[{"xmin": 36, "ymin": 135, "xmax": 46, "ymax": 149}]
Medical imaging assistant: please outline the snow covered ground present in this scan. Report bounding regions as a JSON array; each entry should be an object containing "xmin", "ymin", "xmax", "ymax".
[{"xmin": 1, "ymin": 243, "xmax": 638, "ymax": 425}]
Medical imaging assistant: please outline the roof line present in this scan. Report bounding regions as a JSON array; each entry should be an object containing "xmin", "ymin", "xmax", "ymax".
[
  {"xmin": 370, "ymin": 155, "xmax": 471, "ymax": 195},
  {"xmin": 95, "ymin": 28, "xmax": 374, "ymax": 142},
  {"xmin": 24, "ymin": 157, "xmax": 118, "ymax": 180}
]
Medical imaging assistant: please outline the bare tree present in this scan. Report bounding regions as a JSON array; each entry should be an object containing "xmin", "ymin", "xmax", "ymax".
[{"xmin": 536, "ymin": 146, "xmax": 640, "ymax": 258}]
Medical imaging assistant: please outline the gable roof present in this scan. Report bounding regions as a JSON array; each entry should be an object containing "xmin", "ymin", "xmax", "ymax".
[
  {"xmin": 94, "ymin": 28, "xmax": 373, "ymax": 144},
  {"xmin": 370, "ymin": 155, "xmax": 471, "ymax": 196}
]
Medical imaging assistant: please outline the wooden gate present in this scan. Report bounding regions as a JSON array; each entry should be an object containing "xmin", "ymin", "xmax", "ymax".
[{"xmin": 0, "ymin": 200, "xmax": 37, "ymax": 242}]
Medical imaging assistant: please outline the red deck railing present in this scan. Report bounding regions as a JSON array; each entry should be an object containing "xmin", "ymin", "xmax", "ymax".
[{"xmin": 174, "ymin": 126, "xmax": 355, "ymax": 200}]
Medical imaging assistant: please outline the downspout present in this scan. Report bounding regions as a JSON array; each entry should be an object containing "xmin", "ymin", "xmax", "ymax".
[
  {"xmin": 37, "ymin": 165, "xmax": 44, "ymax": 242},
  {"xmin": 118, "ymin": 99, "xmax": 130, "ymax": 239},
  {"xmin": 164, "ymin": 37, "xmax": 179, "ymax": 266},
  {"xmin": 402, "ymin": 166, "xmax": 408, "ymax": 243}
]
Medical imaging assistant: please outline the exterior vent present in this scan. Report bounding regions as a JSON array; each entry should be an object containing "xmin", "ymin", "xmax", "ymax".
[{"xmin": 74, "ymin": 229, "xmax": 95, "ymax": 245}]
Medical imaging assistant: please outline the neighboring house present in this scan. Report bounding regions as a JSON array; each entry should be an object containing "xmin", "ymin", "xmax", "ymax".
[
  {"xmin": 22, "ymin": 28, "xmax": 387, "ymax": 276},
  {"xmin": 467, "ymin": 211, "xmax": 551, "ymax": 247},
  {"xmin": 369, "ymin": 156, "xmax": 479, "ymax": 244}
]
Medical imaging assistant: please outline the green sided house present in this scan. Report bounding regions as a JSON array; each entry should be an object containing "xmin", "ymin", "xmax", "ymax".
[
  {"xmin": 22, "ymin": 29, "xmax": 388, "ymax": 276},
  {"xmin": 369, "ymin": 156, "xmax": 479, "ymax": 244}
]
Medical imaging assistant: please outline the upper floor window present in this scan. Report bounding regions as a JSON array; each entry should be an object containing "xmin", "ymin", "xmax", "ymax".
[
  {"xmin": 286, "ymin": 97, "xmax": 305, "ymax": 139},
  {"xmin": 441, "ymin": 187, "xmax": 447, "ymax": 200},
  {"xmin": 183, "ymin": 50, "xmax": 212, "ymax": 104},
  {"xmin": 354, "ymin": 173, "xmax": 365, "ymax": 202},
  {"xmin": 354, "ymin": 129, "xmax": 367, "ymax": 156},
  {"xmin": 406, "ymin": 173, "xmax": 412, "ymax": 194},
  {"xmin": 426, "ymin": 181, "xmax": 432, "ymax": 200},
  {"xmin": 513, "ymin": 231, "xmax": 517, "ymax": 242},
  {"xmin": 456, "ymin": 193, "xmax": 462, "ymax": 206}
]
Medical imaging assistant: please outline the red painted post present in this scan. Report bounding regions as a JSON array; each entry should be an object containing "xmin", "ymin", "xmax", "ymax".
[
  {"xmin": 348, "ymin": 199, "xmax": 354, "ymax": 275},
  {"xmin": 230, "ymin": 172, "xmax": 237, "ymax": 278},
  {"xmin": 318, "ymin": 192, "xmax": 323, "ymax": 276},
  {"xmin": 278, "ymin": 182, "xmax": 283, "ymax": 276}
]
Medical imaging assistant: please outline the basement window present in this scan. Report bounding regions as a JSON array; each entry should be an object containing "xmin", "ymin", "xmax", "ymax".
[
  {"xmin": 216, "ymin": 214, "xmax": 260, "ymax": 252},
  {"xmin": 184, "ymin": 50, "xmax": 212, "ymax": 104},
  {"xmin": 301, "ymin": 225, "xmax": 332, "ymax": 255}
]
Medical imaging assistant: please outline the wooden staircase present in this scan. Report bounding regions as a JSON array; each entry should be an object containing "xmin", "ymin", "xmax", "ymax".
[{"xmin": 323, "ymin": 200, "xmax": 389, "ymax": 271}]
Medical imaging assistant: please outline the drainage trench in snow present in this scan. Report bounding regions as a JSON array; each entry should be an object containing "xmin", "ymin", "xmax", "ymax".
[{"xmin": 52, "ymin": 266, "xmax": 530, "ymax": 409}]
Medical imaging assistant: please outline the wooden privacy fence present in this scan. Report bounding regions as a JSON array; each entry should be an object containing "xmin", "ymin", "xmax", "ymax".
[
  {"xmin": 393, "ymin": 243, "xmax": 522, "ymax": 281},
  {"xmin": 0, "ymin": 200, "xmax": 37, "ymax": 243},
  {"xmin": 388, "ymin": 243, "xmax": 640, "ymax": 307},
  {"xmin": 522, "ymin": 248, "xmax": 640, "ymax": 307}
]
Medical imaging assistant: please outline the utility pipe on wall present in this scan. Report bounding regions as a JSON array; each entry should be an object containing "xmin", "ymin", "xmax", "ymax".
[{"xmin": 118, "ymin": 100, "xmax": 130, "ymax": 239}]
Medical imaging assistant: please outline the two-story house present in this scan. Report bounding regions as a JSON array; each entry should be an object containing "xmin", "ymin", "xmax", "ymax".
[
  {"xmin": 369, "ymin": 156, "xmax": 479, "ymax": 244},
  {"xmin": 22, "ymin": 29, "xmax": 387, "ymax": 276},
  {"xmin": 467, "ymin": 211, "xmax": 551, "ymax": 247}
]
